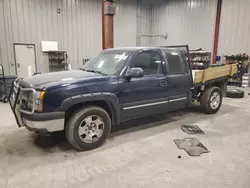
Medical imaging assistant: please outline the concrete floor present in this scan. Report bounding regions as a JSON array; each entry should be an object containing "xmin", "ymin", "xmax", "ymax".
[{"xmin": 0, "ymin": 88, "xmax": 250, "ymax": 188}]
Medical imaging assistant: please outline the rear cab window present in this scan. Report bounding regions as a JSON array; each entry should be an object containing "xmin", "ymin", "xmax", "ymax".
[{"xmin": 164, "ymin": 50, "xmax": 188, "ymax": 74}]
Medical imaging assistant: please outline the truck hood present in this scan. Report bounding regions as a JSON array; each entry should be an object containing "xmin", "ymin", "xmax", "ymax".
[{"xmin": 19, "ymin": 70, "xmax": 109, "ymax": 89}]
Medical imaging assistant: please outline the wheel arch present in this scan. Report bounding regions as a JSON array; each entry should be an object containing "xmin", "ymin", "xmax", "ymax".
[
  {"xmin": 203, "ymin": 78, "xmax": 228, "ymax": 96},
  {"xmin": 61, "ymin": 93, "xmax": 120, "ymax": 126}
]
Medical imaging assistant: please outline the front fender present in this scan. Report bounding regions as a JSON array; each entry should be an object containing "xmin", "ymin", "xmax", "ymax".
[{"xmin": 60, "ymin": 92, "xmax": 120, "ymax": 124}]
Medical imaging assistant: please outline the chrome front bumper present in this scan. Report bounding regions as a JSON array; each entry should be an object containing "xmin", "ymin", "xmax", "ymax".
[
  {"xmin": 23, "ymin": 118, "xmax": 64, "ymax": 132},
  {"xmin": 9, "ymin": 79, "xmax": 65, "ymax": 132}
]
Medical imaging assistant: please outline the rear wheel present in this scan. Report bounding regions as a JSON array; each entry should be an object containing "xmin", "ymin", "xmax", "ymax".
[
  {"xmin": 65, "ymin": 106, "xmax": 111, "ymax": 151},
  {"xmin": 200, "ymin": 86, "xmax": 222, "ymax": 114}
]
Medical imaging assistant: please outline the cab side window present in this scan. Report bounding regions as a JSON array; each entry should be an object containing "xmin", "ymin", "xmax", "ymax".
[
  {"xmin": 165, "ymin": 51, "xmax": 185, "ymax": 74},
  {"xmin": 130, "ymin": 51, "xmax": 162, "ymax": 75}
]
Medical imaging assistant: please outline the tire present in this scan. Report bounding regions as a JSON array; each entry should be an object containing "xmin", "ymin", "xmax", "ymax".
[
  {"xmin": 2, "ymin": 96, "xmax": 8, "ymax": 103},
  {"xmin": 200, "ymin": 86, "xmax": 223, "ymax": 114},
  {"xmin": 35, "ymin": 133, "xmax": 53, "ymax": 148},
  {"xmin": 226, "ymin": 89, "xmax": 244, "ymax": 98},
  {"xmin": 65, "ymin": 106, "xmax": 111, "ymax": 151}
]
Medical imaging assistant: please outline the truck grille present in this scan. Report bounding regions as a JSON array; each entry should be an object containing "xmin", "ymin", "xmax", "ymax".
[
  {"xmin": 10, "ymin": 79, "xmax": 37, "ymax": 115},
  {"xmin": 9, "ymin": 79, "xmax": 37, "ymax": 128},
  {"xmin": 20, "ymin": 91, "xmax": 34, "ymax": 110}
]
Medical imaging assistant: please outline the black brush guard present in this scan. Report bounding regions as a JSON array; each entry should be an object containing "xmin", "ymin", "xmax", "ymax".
[{"xmin": 9, "ymin": 79, "xmax": 36, "ymax": 127}]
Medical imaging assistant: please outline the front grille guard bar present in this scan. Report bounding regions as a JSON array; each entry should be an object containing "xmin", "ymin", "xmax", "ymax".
[
  {"xmin": 19, "ymin": 88, "xmax": 36, "ymax": 115},
  {"xmin": 9, "ymin": 79, "xmax": 36, "ymax": 127}
]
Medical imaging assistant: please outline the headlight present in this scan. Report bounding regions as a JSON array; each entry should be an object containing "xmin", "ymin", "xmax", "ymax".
[{"xmin": 35, "ymin": 90, "xmax": 46, "ymax": 112}]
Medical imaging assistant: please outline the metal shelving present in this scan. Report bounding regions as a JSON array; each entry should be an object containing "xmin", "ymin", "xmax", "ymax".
[
  {"xmin": 190, "ymin": 50, "xmax": 211, "ymax": 70},
  {"xmin": 47, "ymin": 50, "xmax": 68, "ymax": 72}
]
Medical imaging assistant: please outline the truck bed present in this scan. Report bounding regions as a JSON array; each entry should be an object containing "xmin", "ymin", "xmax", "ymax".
[{"xmin": 192, "ymin": 64, "xmax": 238, "ymax": 89}]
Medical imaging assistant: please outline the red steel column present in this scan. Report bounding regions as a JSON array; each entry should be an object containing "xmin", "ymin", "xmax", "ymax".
[
  {"xmin": 102, "ymin": 0, "xmax": 105, "ymax": 50},
  {"xmin": 104, "ymin": 0, "xmax": 115, "ymax": 49},
  {"xmin": 212, "ymin": 0, "xmax": 223, "ymax": 64}
]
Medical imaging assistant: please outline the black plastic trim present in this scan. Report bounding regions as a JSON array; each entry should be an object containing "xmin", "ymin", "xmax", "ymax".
[{"xmin": 61, "ymin": 92, "xmax": 120, "ymax": 124}]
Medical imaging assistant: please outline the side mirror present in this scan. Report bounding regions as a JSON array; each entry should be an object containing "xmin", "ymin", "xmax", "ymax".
[{"xmin": 126, "ymin": 67, "xmax": 144, "ymax": 78}]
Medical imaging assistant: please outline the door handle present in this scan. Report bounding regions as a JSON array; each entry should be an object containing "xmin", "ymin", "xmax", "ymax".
[
  {"xmin": 159, "ymin": 80, "xmax": 167, "ymax": 87},
  {"xmin": 17, "ymin": 63, "xmax": 20, "ymax": 68}
]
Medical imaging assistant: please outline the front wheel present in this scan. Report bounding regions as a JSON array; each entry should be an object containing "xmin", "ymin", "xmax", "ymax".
[
  {"xmin": 65, "ymin": 106, "xmax": 111, "ymax": 151},
  {"xmin": 200, "ymin": 86, "xmax": 223, "ymax": 114}
]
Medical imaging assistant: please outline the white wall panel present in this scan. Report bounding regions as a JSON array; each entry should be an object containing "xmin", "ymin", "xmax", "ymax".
[
  {"xmin": 218, "ymin": 0, "xmax": 250, "ymax": 56},
  {"xmin": 151, "ymin": 0, "xmax": 217, "ymax": 52},
  {"xmin": 137, "ymin": 3, "xmax": 152, "ymax": 46},
  {"xmin": 0, "ymin": 0, "xmax": 153, "ymax": 75},
  {"xmin": 114, "ymin": 0, "xmax": 137, "ymax": 47},
  {"xmin": 0, "ymin": 0, "xmax": 102, "ymax": 75},
  {"xmin": 114, "ymin": 0, "xmax": 152, "ymax": 47}
]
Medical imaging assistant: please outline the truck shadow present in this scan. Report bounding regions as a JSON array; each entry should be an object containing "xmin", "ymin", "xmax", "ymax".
[
  {"xmin": 33, "ymin": 114, "xmax": 177, "ymax": 151},
  {"xmin": 0, "ymin": 101, "xmax": 239, "ymax": 176},
  {"xmin": 111, "ymin": 112, "xmax": 183, "ymax": 137},
  {"xmin": 36, "ymin": 101, "xmax": 238, "ymax": 151},
  {"xmin": 4, "ymin": 103, "xmax": 236, "ymax": 156},
  {"xmin": 34, "ymin": 105, "xmax": 204, "ymax": 151},
  {"xmin": 110, "ymin": 102, "xmax": 217, "ymax": 135}
]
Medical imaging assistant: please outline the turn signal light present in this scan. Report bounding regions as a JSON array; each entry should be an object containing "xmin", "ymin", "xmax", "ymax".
[{"xmin": 37, "ymin": 91, "xmax": 46, "ymax": 112}]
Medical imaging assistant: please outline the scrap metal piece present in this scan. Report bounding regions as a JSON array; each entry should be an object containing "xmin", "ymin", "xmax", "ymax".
[
  {"xmin": 174, "ymin": 138, "xmax": 209, "ymax": 156},
  {"xmin": 181, "ymin": 125, "xmax": 205, "ymax": 134}
]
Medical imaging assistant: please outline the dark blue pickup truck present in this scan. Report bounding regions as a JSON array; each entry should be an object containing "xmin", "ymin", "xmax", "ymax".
[{"xmin": 9, "ymin": 46, "xmax": 231, "ymax": 151}]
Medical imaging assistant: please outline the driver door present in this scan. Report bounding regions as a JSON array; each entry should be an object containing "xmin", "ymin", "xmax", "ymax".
[{"xmin": 118, "ymin": 50, "xmax": 169, "ymax": 121}]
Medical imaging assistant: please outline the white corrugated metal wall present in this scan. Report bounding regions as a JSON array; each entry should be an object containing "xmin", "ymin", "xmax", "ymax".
[
  {"xmin": 151, "ymin": 0, "xmax": 217, "ymax": 51},
  {"xmin": 114, "ymin": 0, "xmax": 152, "ymax": 47},
  {"xmin": 0, "ymin": 0, "xmax": 152, "ymax": 75},
  {"xmin": 218, "ymin": 0, "xmax": 250, "ymax": 56},
  {"xmin": 114, "ymin": 0, "xmax": 137, "ymax": 47},
  {"xmin": 3, "ymin": 0, "xmax": 250, "ymax": 76},
  {"xmin": 137, "ymin": 2, "xmax": 152, "ymax": 46},
  {"xmin": 0, "ymin": 0, "xmax": 102, "ymax": 75}
]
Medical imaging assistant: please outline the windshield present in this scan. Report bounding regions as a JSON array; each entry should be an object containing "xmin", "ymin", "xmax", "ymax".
[{"xmin": 82, "ymin": 50, "xmax": 132, "ymax": 75}]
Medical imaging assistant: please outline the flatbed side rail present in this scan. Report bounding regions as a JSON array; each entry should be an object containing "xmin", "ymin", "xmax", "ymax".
[{"xmin": 192, "ymin": 64, "xmax": 238, "ymax": 90}]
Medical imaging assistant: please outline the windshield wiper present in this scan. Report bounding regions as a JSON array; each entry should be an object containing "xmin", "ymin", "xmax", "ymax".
[{"xmin": 80, "ymin": 68, "xmax": 107, "ymax": 75}]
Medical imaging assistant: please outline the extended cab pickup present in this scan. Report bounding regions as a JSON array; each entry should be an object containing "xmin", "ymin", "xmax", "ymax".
[{"xmin": 9, "ymin": 46, "xmax": 237, "ymax": 151}]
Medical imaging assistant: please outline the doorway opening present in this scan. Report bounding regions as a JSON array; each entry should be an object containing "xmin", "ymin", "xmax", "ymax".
[{"xmin": 13, "ymin": 43, "xmax": 37, "ymax": 77}]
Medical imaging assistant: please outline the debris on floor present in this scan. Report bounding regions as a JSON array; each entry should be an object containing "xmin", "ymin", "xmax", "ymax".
[
  {"xmin": 181, "ymin": 124, "xmax": 205, "ymax": 134},
  {"xmin": 174, "ymin": 138, "xmax": 209, "ymax": 156}
]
